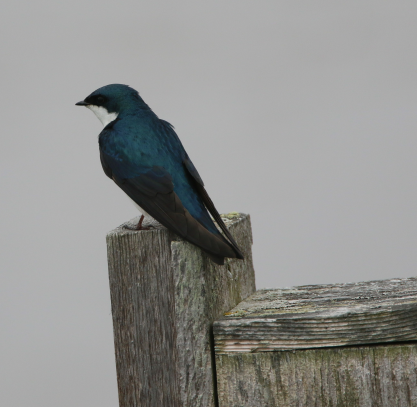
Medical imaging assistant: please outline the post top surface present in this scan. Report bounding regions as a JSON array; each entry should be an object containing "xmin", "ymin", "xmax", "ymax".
[{"xmin": 106, "ymin": 212, "xmax": 248, "ymax": 238}]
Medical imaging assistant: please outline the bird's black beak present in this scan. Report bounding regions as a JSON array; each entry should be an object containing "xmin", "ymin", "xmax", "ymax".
[{"xmin": 75, "ymin": 100, "xmax": 88, "ymax": 106}]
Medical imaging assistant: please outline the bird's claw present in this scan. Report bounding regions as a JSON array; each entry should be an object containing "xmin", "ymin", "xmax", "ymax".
[
  {"xmin": 123, "ymin": 214, "xmax": 153, "ymax": 231},
  {"xmin": 123, "ymin": 224, "xmax": 152, "ymax": 231}
]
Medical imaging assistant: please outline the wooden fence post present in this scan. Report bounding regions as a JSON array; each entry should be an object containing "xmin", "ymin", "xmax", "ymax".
[{"xmin": 106, "ymin": 213, "xmax": 256, "ymax": 407}]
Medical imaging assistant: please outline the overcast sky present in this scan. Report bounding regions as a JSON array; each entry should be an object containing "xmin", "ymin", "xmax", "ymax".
[{"xmin": 2, "ymin": 1, "xmax": 417, "ymax": 406}]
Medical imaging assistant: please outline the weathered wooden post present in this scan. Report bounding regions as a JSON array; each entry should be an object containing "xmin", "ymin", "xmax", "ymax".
[
  {"xmin": 214, "ymin": 278, "xmax": 417, "ymax": 407},
  {"xmin": 106, "ymin": 213, "xmax": 256, "ymax": 407}
]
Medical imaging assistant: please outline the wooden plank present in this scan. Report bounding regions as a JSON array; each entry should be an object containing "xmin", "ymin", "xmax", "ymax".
[
  {"xmin": 106, "ymin": 213, "xmax": 256, "ymax": 407},
  {"xmin": 216, "ymin": 343, "xmax": 417, "ymax": 407},
  {"xmin": 214, "ymin": 278, "xmax": 417, "ymax": 353}
]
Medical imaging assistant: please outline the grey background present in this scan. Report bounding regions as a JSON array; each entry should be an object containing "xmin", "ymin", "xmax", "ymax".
[{"xmin": 1, "ymin": 1, "xmax": 417, "ymax": 406}]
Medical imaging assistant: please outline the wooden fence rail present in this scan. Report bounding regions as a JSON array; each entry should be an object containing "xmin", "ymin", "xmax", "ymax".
[{"xmin": 214, "ymin": 278, "xmax": 417, "ymax": 407}]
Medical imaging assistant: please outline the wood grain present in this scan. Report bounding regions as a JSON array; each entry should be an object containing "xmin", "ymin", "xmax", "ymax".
[
  {"xmin": 106, "ymin": 213, "xmax": 256, "ymax": 407},
  {"xmin": 214, "ymin": 278, "xmax": 417, "ymax": 353},
  {"xmin": 216, "ymin": 343, "xmax": 417, "ymax": 407}
]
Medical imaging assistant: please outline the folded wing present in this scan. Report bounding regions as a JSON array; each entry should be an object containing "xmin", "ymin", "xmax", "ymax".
[{"xmin": 100, "ymin": 150, "xmax": 242, "ymax": 264}]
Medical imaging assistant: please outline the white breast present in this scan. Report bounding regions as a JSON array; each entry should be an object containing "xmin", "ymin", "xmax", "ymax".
[{"xmin": 87, "ymin": 105, "xmax": 118, "ymax": 126}]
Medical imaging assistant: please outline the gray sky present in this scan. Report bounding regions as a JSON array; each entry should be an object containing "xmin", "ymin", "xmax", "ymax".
[{"xmin": 2, "ymin": 1, "xmax": 417, "ymax": 406}]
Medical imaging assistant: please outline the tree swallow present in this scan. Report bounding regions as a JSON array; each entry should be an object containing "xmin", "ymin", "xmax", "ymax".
[{"xmin": 76, "ymin": 84, "xmax": 244, "ymax": 265}]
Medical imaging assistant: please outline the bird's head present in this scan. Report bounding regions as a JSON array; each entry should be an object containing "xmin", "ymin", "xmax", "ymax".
[{"xmin": 75, "ymin": 84, "xmax": 147, "ymax": 126}]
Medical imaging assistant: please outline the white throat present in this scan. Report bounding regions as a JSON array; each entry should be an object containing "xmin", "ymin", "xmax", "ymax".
[{"xmin": 87, "ymin": 105, "xmax": 118, "ymax": 126}]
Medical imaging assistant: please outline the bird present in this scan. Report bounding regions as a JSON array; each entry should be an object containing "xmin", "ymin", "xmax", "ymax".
[{"xmin": 76, "ymin": 84, "xmax": 244, "ymax": 265}]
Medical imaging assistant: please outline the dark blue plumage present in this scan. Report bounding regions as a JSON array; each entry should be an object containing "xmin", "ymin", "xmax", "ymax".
[{"xmin": 76, "ymin": 84, "xmax": 243, "ymax": 264}]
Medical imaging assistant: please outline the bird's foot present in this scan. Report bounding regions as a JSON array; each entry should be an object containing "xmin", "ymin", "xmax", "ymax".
[
  {"xmin": 123, "ymin": 224, "xmax": 152, "ymax": 231},
  {"xmin": 136, "ymin": 225, "xmax": 151, "ymax": 231},
  {"xmin": 123, "ymin": 215, "xmax": 151, "ymax": 231}
]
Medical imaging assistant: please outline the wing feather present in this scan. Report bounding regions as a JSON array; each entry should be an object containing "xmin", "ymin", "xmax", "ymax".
[{"xmin": 183, "ymin": 156, "xmax": 244, "ymax": 260}]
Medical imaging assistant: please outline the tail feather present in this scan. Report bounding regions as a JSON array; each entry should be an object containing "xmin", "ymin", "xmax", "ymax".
[{"xmin": 193, "ymin": 184, "xmax": 244, "ymax": 260}]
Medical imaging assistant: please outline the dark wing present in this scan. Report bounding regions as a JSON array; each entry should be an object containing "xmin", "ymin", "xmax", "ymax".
[
  {"xmin": 183, "ymin": 156, "xmax": 244, "ymax": 260},
  {"xmin": 100, "ymin": 150, "xmax": 238, "ymax": 264}
]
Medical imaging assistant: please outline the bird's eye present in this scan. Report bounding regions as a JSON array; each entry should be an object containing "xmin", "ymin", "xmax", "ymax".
[{"xmin": 97, "ymin": 96, "xmax": 104, "ymax": 103}]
